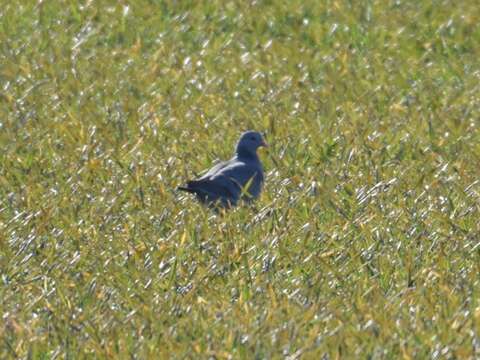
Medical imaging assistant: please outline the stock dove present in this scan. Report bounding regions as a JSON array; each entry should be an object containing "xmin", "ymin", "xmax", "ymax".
[{"xmin": 178, "ymin": 131, "xmax": 267, "ymax": 208}]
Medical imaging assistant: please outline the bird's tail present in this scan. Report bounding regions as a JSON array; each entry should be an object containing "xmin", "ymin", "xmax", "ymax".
[{"xmin": 177, "ymin": 185, "xmax": 195, "ymax": 193}]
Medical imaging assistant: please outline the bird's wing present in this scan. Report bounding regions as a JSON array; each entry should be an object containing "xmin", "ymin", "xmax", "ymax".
[
  {"xmin": 186, "ymin": 177, "xmax": 239, "ymax": 200},
  {"xmin": 180, "ymin": 155, "xmax": 264, "ymax": 206},
  {"xmin": 210, "ymin": 161, "xmax": 263, "ymax": 198}
]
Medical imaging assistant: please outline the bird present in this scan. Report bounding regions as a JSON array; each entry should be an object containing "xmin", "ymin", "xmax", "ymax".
[{"xmin": 178, "ymin": 130, "xmax": 268, "ymax": 208}]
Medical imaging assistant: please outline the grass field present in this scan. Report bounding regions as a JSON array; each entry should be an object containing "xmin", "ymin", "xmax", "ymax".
[{"xmin": 1, "ymin": 0, "xmax": 480, "ymax": 358}]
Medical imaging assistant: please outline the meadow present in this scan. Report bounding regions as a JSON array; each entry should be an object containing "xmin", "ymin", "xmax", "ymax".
[{"xmin": 1, "ymin": 0, "xmax": 480, "ymax": 358}]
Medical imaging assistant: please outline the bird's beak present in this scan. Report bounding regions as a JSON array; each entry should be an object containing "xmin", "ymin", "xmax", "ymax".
[{"xmin": 261, "ymin": 138, "xmax": 268, "ymax": 147}]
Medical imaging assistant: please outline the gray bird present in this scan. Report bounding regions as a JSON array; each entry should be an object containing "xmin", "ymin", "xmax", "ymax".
[{"xmin": 178, "ymin": 131, "xmax": 268, "ymax": 208}]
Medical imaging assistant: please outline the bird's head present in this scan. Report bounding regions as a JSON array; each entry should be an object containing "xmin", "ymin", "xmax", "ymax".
[{"xmin": 236, "ymin": 130, "xmax": 268, "ymax": 157}]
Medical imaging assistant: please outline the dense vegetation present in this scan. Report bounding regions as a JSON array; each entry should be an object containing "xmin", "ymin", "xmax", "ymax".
[{"xmin": 1, "ymin": 0, "xmax": 479, "ymax": 358}]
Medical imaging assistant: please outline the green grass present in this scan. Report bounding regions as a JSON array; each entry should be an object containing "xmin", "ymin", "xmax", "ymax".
[{"xmin": 1, "ymin": 0, "xmax": 480, "ymax": 358}]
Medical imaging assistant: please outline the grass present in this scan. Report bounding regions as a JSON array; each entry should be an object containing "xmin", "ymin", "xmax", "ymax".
[{"xmin": 1, "ymin": 0, "xmax": 480, "ymax": 358}]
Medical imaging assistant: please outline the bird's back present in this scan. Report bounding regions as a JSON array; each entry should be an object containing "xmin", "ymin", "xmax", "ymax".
[{"xmin": 180, "ymin": 157, "xmax": 263, "ymax": 207}]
